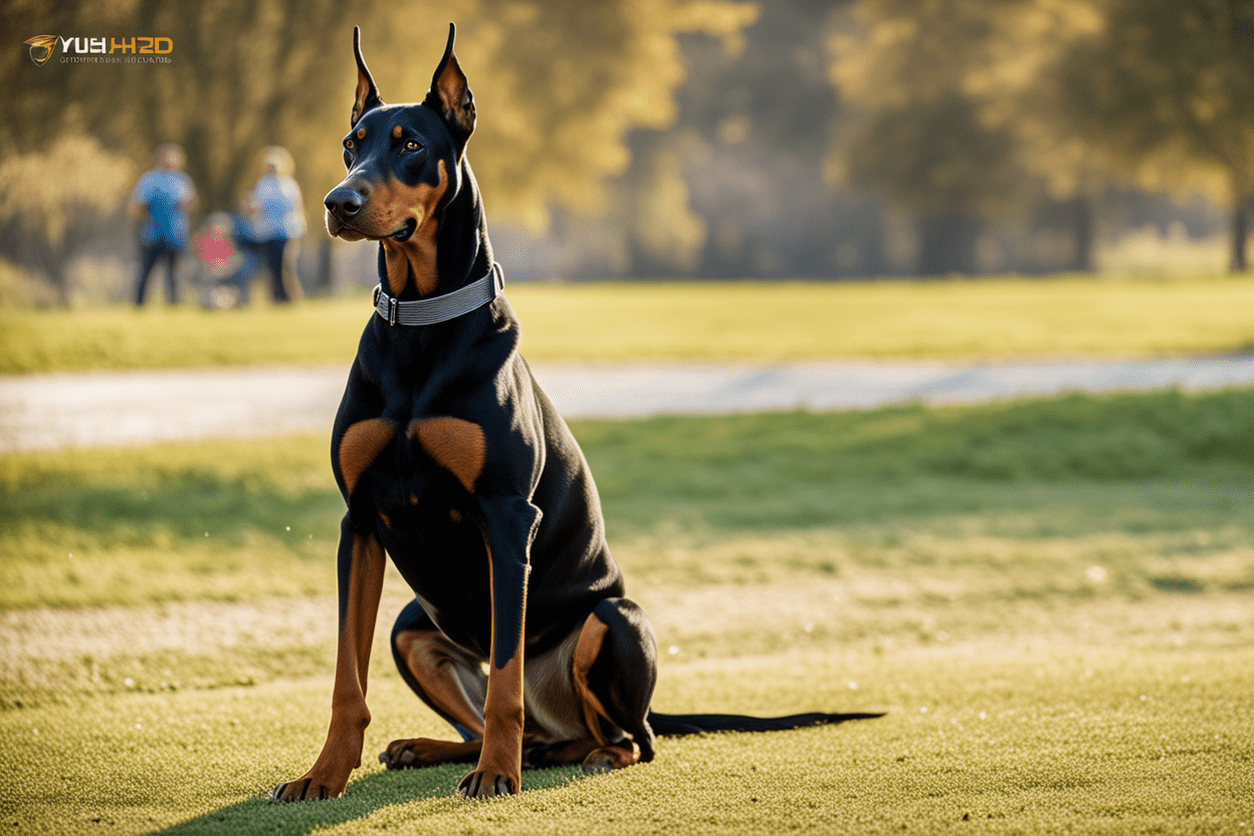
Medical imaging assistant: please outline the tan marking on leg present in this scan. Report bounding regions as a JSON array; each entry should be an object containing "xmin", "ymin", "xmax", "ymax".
[
  {"xmin": 337, "ymin": 418, "xmax": 397, "ymax": 497},
  {"xmin": 459, "ymin": 548, "xmax": 526, "ymax": 798},
  {"xmin": 273, "ymin": 533, "xmax": 385, "ymax": 801},
  {"xmin": 409, "ymin": 417, "xmax": 485, "ymax": 493},
  {"xmin": 572, "ymin": 613, "xmax": 613, "ymax": 746},
  {"xmin": 394, "ymin": 629, "xmax": 487, "ymax": 737},
  {"xmin": 381, "ymin": 738, "xmax": 482, "ymax": 770},
  {"xmin": 522, "ymin": 737, "xmax": 603, "ymax": 769},
  {"xmin": 582, "ymin": 741, "xmax": 641, "ymax": 773},
  {"xmin": 467, "ymin": 649, "xmax": 523, "ymax": 797}
]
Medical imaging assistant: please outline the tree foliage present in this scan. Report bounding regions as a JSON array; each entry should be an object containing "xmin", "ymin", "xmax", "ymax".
[
  {"xmin": 829, "ymin": 0, "xmax": 1254, "ymax": 273},
  {"xmin": 0, "ymin": 134, "xmax": 134, "ymax": 303},
  {"xmin": 1051, "ymin": 0, "xmax": 1254, "ymax": 269},
  {"xmin": 2, "ymin": 0, "xmax": 756, "ymax": 227},
  {"xmin": 828, "ymin": 0, "xmax": 1104, "ymax": 274}
]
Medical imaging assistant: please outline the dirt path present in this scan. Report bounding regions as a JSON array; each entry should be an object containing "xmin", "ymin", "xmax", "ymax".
[{"xmin": 3, "ymin": 355, "xmax": 1254, "ymax": 451}]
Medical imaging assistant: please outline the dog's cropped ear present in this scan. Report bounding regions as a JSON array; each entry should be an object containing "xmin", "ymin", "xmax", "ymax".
[
  {"xmin": 423, "ymin": 23, "xmax": 475, "ymax": 157},
  {"xmin": 351, "ymin": 26, "xmax": 384, "ymax": 128}
]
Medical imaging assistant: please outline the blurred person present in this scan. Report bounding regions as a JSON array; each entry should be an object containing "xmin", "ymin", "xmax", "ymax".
[
  {"xmin": 245, "ymin": 146, "xmax": 306, "ymax": 303},
  {"xmin": 191, "ymin": 211, "xmax": 251, "ymax": 308},
  {"xmin": 205, "ymin": 198, "xmax": 266, "ymax": 306},
  {"xmin": 130, "ymin": 143, "xmax": 196, "ymax": 305}
]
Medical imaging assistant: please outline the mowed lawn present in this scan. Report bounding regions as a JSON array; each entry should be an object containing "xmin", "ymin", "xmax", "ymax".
[
  {"xmin": 3, "ymin": 389, "xmax": 1254, "ymax": 834},
  {"xmin": 3, "ymin": 275, "xmax": 1254, "ymax": 373}
]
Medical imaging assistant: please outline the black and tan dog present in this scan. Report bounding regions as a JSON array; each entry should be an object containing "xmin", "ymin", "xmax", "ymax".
[{"xmin": 273, "ymin": 25, "xmax": 877, "ymax": 803}]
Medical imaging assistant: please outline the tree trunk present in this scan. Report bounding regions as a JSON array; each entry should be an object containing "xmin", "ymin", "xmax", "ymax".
[
  {"xmin": 917, "ymin": 214, "xmax": 979, "ymax": 276},
  {"xmin": 315, "ymin": 237, "xmax": 334, "ymax": 295},
  {"xmin": 1230, "ymin": 195, "xmax": 1249, "ymax": 274},
  {"xmin": 45, "ymin": 256, "xmax": 71, "ymax": 307},
  {"xmin": 1070, "ymin": 196, "xmax": 1094, "ymax": 273}
]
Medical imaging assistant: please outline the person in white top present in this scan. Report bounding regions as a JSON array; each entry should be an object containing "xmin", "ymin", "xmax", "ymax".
[{"xmin": 246, "ymin": 146, "xmax": 306, "ymax": 302}]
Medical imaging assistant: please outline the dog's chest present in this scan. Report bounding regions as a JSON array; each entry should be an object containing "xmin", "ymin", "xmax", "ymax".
[{"xmin": 357, "ymin": 412, "xmax": 483, "ymax": 506}]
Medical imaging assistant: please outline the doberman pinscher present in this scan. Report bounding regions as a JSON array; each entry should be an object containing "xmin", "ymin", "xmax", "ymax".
[{"xmin": 273, "ymin": 24, "xmax": 878, "ymax": 803}]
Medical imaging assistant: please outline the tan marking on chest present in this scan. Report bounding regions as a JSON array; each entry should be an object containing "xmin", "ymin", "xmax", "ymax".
[
  {"xmin": 338, "ymin": 418, "xmax": 397, "ymax": 496},
  {"xmin": 408, "ymin": 417, "xmax": 485, "ymax": 493}
]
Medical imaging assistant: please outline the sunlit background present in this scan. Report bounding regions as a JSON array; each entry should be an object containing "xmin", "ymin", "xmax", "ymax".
[
  {"xmin": 2, "ymin": 0, "xmax": 1251, "ymax": 306},
  {"xmin": 3, "ymin": 3, "xmax": 1254, "ymax": 832}
]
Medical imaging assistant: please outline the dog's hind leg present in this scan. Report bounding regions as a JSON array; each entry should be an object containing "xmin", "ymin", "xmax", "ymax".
[
  {"xmin": 381, "ymin": 599, "xmax": 489, "ymax": 770},
  {"xmin": 570, "ymin": 597, "xmax": 660, "ymax": 770}
]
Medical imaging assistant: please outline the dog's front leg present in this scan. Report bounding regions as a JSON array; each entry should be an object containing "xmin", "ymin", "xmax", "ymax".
[
  {"xmin": 457, "ymin": 496, "xmax": 540, "ymax": 800},
  {"xmin": 274, "ymin": 518, "xmax": 385, "ymax": 801}
]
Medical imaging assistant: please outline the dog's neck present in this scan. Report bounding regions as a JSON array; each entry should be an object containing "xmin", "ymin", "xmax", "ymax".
[{"xmin": 376, "ymin": 157, "xmax": 493, "ymax": 301}]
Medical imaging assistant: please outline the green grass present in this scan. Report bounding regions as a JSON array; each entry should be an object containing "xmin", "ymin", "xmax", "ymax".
[
  {"xmin": 5, "ymin": 643, "xmax": 1251, "ymax": 834},
  {"xmin": 3, "ymin": 389, "xmax": 1254, "ymax": 832},
  {"xmin": 4, "ymin": 389, "xmax": 1252, "ymax": 611},
  {"xmin": 3, "ymin": 275, "xmax": 1254, "ymax": 373}
]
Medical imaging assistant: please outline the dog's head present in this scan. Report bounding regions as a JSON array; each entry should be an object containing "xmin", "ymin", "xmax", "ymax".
[{"xmin": 324, "ymin": 24, "xmax": 475, "ymax": 246}]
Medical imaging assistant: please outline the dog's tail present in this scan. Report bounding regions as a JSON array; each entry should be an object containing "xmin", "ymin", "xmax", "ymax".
[{"xmin": 646, "ymin": 710, "xmax": 884, "ymax": 737}]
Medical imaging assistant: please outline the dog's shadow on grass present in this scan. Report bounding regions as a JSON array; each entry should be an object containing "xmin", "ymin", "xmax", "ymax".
[{"xmin": 146, "ymin": 763, "xmax": 589, "ymax": 836}]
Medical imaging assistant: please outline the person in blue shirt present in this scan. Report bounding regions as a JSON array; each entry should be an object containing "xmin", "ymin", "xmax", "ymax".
[
  {"xmin": 246, "ymin": 146, "xmax": 306, "ymax": 303},
  {"xmin": 130, "ymin": 143, "xmax": 197, "ymax": 305}
]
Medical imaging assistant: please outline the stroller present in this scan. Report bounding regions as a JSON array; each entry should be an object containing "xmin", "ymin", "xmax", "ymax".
[{"xmin": 190, "ymin": 212, "xmax": 266, "ymax": 309}]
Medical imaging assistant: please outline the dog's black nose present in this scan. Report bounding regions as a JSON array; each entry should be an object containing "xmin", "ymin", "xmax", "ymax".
[{"xmin": 325, "ymin": 187, "xmax": 365, "ymax": 217}]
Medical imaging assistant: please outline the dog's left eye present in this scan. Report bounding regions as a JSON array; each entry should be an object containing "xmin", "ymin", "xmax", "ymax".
[{"xmin": 404, "ymin": 140, "xmax": 422, "ymax": 152}]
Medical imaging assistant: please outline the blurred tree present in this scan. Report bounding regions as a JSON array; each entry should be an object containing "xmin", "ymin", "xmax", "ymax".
[
  {"xmin": 1051, "ymin": 0, "xmax": 1254, "ymax": 272},
  {"xmin": 533, "ymin": 0, "xmax": 871, "ymax": 280},
  {"xmin": 648, "ymin": 0, "xmax": 876, "ymax": 278},
  {"xmin": 1, "ymin": 0, "xmax": 355, "ymax": 299},
  {"xmin": 356, "ymin": 0, "xmax": 760, "ymax": 231},
  {"xmin": 964, "ymin": 0, "xmax": 1108, "ymax": 272},
  {"xmin": 828, "ymin": 0, "xmax": 1036, "ymax": 275},
  {"xmin": 2, "ymin": 0, "xmax": 757, "ymax": 299},
  {"xmin": 0, "ymin": 134, "xmax": 135, "ymax": 304}
]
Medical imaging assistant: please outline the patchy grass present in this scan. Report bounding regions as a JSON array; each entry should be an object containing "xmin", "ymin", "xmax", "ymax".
[
  {"xmin": 3, "ymin": 389, "xmax": 1254, "ymax": 833},
  {"xmin": 0, "ymin": 436, "xmax": 340, "ymax": 609},
  {"xmin": 3, "ymin": 626, "xmax": 1252, "ymax": 835},
  {"xmin": 4, "ymin": 275, "xmax": 1254, "ymax": 373},
  {"xmin": 3, "ymin": 389, "xmax": 1252, "ymax": 611}
]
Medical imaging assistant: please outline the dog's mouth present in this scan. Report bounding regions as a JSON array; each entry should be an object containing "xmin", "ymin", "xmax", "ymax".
[
  {"xmin": 325, "ymin": 211, "xmax": 364, "ymax": 241},
  {"xmin": 388, "ymin": 218, "xmax": 417, "ymax": 243},
  {"xmin": 325, "ymin": 211, "xmax": 415, "ymax": 244}
]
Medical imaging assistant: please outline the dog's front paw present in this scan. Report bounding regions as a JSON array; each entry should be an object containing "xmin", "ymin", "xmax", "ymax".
[
  {"xmin": 457, "ymin": 767, "xmax": 518, "ymax": 799},
  {"xmin": 271, "ymin": 770, "xmax": 346, "ymax": 802}
]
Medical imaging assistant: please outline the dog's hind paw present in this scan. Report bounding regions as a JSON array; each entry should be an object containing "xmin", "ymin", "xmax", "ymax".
[
  {"xmin": 379, "ymin": 737, "xmax": 481, "ymax": 770},
  {"xmin": 580, "ymin": 742, "xmax": 641, "ymax": 773}
]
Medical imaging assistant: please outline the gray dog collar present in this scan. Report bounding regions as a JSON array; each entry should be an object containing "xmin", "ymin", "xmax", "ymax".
[{"xmin": 372, "ymin": 262, "xmax": 503, "ymax": 326}]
